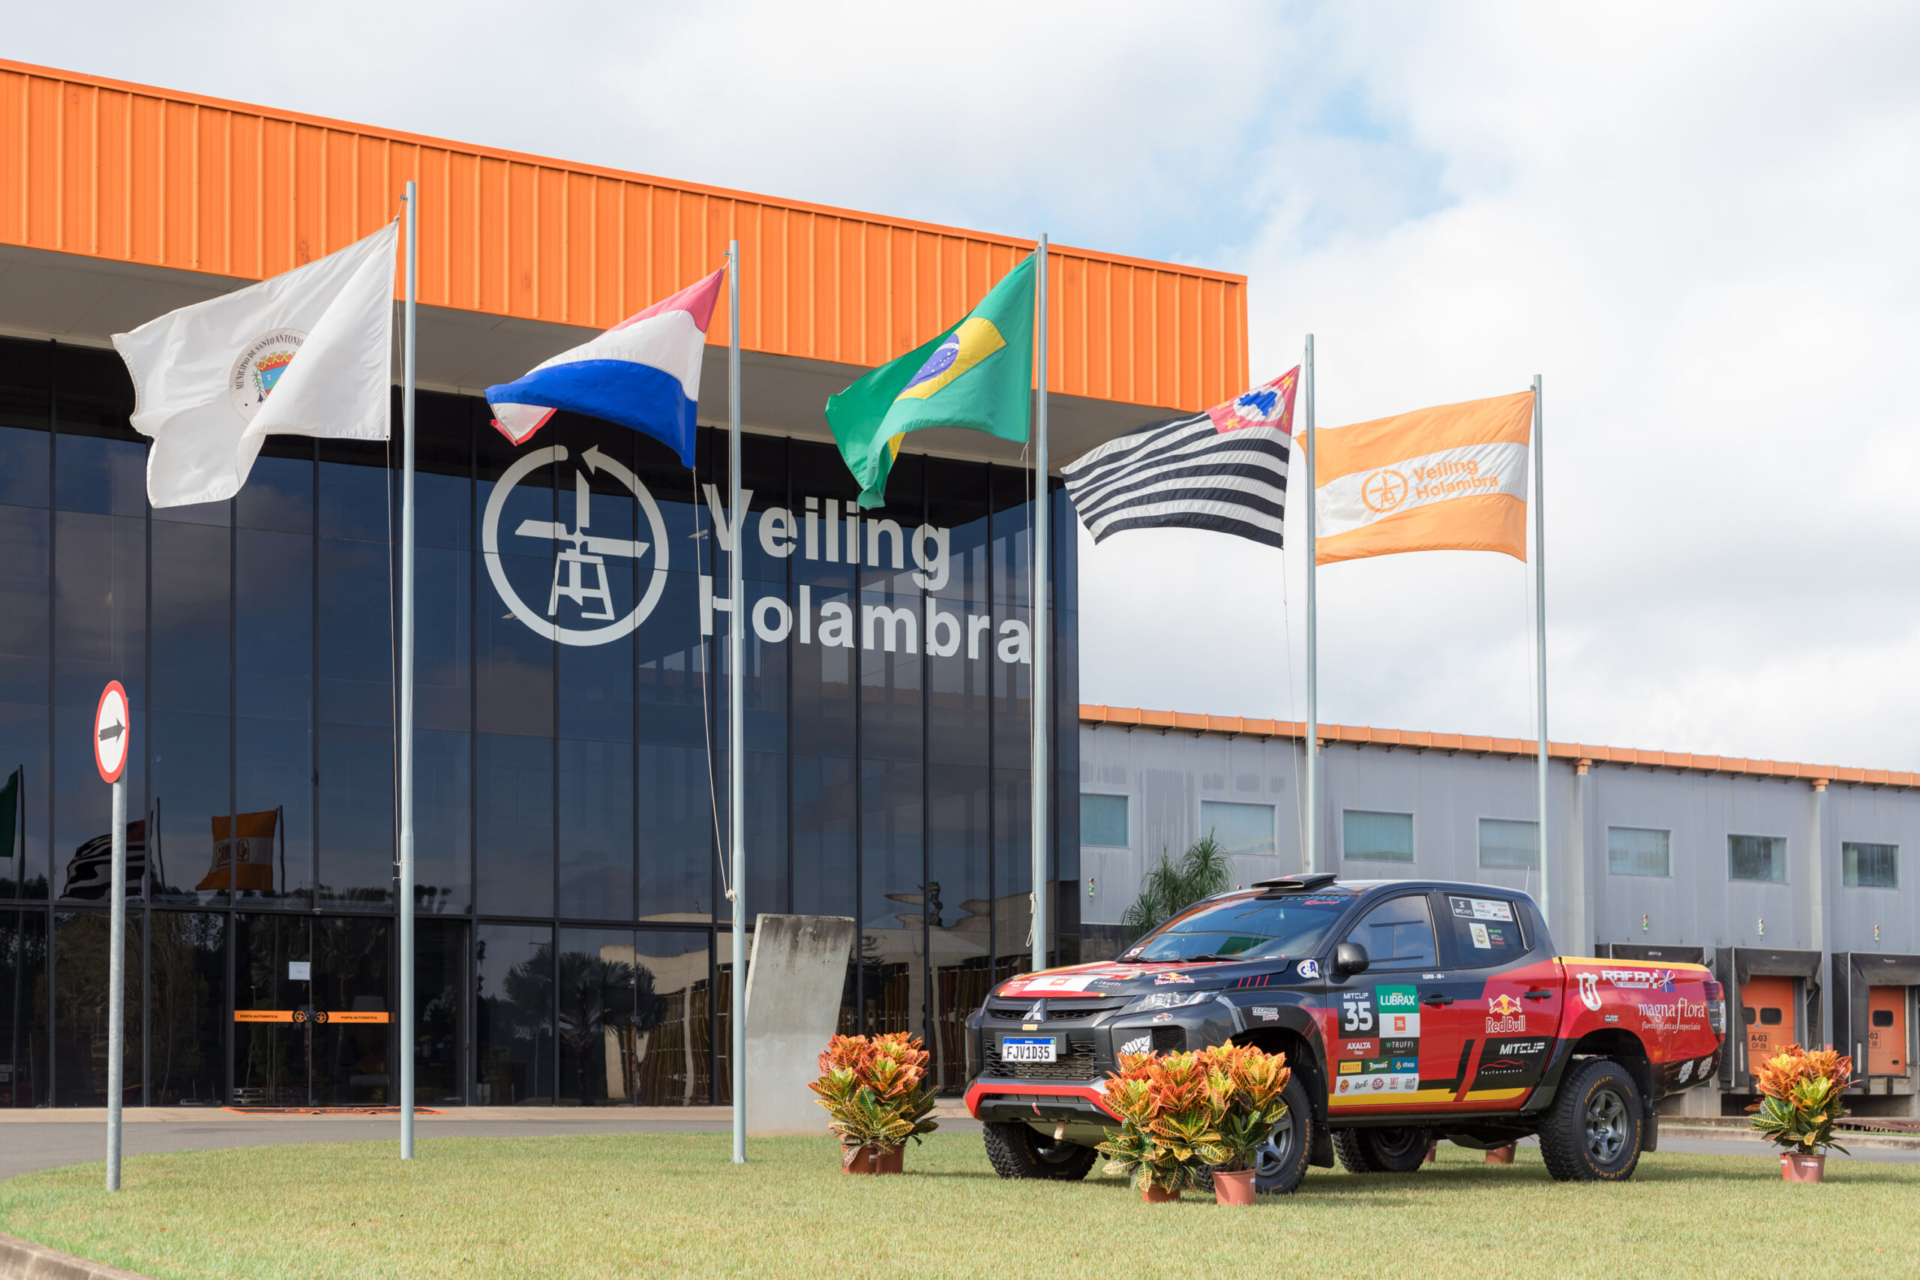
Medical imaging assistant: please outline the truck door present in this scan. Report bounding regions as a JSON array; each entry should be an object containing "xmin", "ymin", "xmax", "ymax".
[
  {"xmin": 1438, "ymin": 892, "xmax": 1559, "ymax": 1110},
  {"xmin": 1868, "ymin": 987, "xmax": 1908, "ymax": 1078},
  {"xmin": 1741, "ymin": 975, "xmax": 1795, "ymax": 1076},
  {"xmin": 1326, "ymin": 893, "xmax": 1441, "ymax": 1113}
]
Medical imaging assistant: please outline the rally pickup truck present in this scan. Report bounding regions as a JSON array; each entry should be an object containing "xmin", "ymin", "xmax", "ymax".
[{"xmin": 965, "ymin": 874, "xmax": 1726, "ymax": 1193}]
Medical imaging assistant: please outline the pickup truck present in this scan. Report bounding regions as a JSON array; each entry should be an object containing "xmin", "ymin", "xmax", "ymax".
[{"xmin": 964, "ymin": 874, "xmax": 1726, "ymax": 1193}]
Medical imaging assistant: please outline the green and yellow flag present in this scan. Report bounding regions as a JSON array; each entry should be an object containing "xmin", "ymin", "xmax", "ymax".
[{"xmin": 826, "ymin": 252, "xmax": 1035, "ymax": 509}]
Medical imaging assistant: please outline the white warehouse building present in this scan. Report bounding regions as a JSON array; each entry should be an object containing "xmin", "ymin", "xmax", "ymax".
[{"xmin": 1076, "ymin": 704, "xmax": 1920, "ymax": 1119}]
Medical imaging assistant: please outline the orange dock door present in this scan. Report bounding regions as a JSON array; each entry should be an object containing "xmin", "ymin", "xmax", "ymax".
[
  {"xmin": 1867, "ymin": 987, "xmax": 1909, "ymax": 1077},
  {"xmin": 1741, "ymin": 975, "xmax": 1795, "ymax": 1072}
]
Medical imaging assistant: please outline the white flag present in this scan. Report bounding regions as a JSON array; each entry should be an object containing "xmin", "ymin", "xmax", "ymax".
[{"xmin": 113, "ymin": 221, "xmax": 400, "ymax": 508}]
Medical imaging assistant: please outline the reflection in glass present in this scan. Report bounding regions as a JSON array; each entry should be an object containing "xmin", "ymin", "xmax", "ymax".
[
  {"xmin": 414, "ymin": 918, "xmax": 468, "ymax": 1105},
  {"xmin": 233, "ymin": 913, "xmax": 308, "ymax": 1106},
  {"xmin": 630, "ymin": 930, "xmax": 712, "ymax": 1105},
  {"xmin": 476, "ymin": 923, "xmax": 552, "ymax": 1105},
  {"xmin": 148, "ymin": 912, "xmax": 225, "ymax": 1104},
  {"xmin": 149, "ymin": 712, "xmax": 230, "ymax": 905},
  {"xmin": 0, "ymin": 909, "xmax": 48, "ymax": 1105},
  {"xmin": 559, "ymin": 739, "xmax": 632, "ymax": 920},
  {"xmin": 0, "ymin": 703, "xmax": 50, "ymax": 898},
  {"xmin": 53, "ymin": 911, "xmax": 142, "ymax": 1106},
  {"xmin": 636, "ymin": 743, "xmax": 712, "ymax": 922},
  {"xmin": 316, "ymin": 723, "xmax": 394, "ymax": 909},
  {"xmin": 0, "ymin": 506, "xmax": 49, "ymax": 706},
  {"xmin": 477, "ymin": 734, "xmax": 554, "ymax": 917}
]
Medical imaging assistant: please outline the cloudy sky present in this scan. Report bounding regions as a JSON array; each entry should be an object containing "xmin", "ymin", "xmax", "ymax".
[{"xmin": 13, "ymin": 1, "xmax": 1920, "ymax": 768}]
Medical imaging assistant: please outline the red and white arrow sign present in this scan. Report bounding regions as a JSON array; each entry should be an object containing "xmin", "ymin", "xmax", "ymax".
[{"xmin": 94, "ymin": 681, "xmax": 129, "ymax": 784}]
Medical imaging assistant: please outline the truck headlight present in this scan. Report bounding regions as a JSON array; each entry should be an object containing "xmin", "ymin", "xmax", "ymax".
[{"xmin": 1128, "ymin": 991, "xmax": 1214, "ymax": 1012}]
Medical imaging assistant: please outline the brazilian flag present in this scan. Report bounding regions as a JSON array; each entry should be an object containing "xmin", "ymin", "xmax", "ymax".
[{"xmin": 826, "ymin": 251, "xmax": 1035, "ymax": 509}]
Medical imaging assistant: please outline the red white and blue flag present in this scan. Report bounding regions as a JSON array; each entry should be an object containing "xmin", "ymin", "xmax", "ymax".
[
  {"xmin": 486, "ymin": 269, "xmax": 724, "ymax": 466},
  {"xmin": 1062, "ymin": 368, "xmax": 1298, "ymax": 549}
]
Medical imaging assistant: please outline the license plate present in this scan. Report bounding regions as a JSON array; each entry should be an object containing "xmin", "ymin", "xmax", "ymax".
[{"xmin": 1000, "ymin": 1037, "xmax": 1057, "ymax": 1063}]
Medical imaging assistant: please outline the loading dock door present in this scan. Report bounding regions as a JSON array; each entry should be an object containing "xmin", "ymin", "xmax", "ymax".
[
  {"xmin": 1742, "ymin": 975, "xmax": 1796, "ymax": 1069},
  {"xmin": 1867, "ymin": 987, "xmax": 1908, "ymax": 1077}
]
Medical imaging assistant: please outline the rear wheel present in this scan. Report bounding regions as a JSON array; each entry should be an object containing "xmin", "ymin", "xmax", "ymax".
[
  {"xmin": 981, "ymin": 1122, "xmax": 1098, "ymax": 1180},
  {"xmin": 1539, "ymin": 1058, "xmax": 1643, "ymax": 1182},
  {"xmin": 1250, "ymin": 1073, "xmax": 1315, "ymax": 1195},
  {"xmin": 1333, "ymin": 1125, "xmax": 1434, "ymax": 1173}
]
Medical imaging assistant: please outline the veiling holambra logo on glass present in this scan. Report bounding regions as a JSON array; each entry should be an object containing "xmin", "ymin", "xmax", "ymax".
[
  {"xmin": 483, "ymin": 444, "xmax": 669, "ymax": 648},
  {"xmin": 481, "ymin": 442, "xmax": 1040, "ymax": 664}
]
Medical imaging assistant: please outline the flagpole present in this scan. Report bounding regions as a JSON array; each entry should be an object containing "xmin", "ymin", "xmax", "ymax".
[
  {"xmin": 1030, "ymin": 235, "xmax": 1049, "ymax": 974},
  {"xmin": 1303, "ymin": 336, "xmax": 1318, "ymax": 874},
  {"xmin": 727, "ymin": 239, "xmax": 747, "ymax": 1165},
  {"xmin": 398, "ymin": 181, "xmax": 418, "ymax": 1160},
  {"xmin": 1531, "ymin": 374, "xmax": 1549, "ymax": 928}
]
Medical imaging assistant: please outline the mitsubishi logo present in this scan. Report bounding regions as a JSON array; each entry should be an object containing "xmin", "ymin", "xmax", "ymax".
[
  {"xmin": 1023, "ymin": 1000, "xmax": 1047, "ymax": 1022},
  {"xmin": 481, "ymin": 444, "xmax": 670, "ymax": 646}
]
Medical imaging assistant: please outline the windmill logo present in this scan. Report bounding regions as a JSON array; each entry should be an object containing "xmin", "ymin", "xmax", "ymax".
[{"xmin": 481, "ymin": 444, "xmax": 670, "ymax": 646}]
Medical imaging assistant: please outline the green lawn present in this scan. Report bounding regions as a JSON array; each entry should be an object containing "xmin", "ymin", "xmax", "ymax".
[{"xmin": 1, "ymin": 1133, "xmax": 1915, "ymax": 1279}]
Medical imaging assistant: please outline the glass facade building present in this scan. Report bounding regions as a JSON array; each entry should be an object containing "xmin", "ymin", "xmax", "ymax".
[{"xmin": 0, "ymin": 336, "xmax": 1080, "ymax": 1106}]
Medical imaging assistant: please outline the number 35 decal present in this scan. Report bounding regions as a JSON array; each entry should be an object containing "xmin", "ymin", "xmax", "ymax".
[{"xmin": 1341, "ymin": 992, "xmax": 1374, "ymax": 1033}]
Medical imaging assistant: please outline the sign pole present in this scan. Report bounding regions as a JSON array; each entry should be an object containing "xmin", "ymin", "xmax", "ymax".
[
  {"xmin": 1303, "ymin": 335, "xmax": 1318, "ymax": 874},
  {"xmin": 1031, "ymin": 234, "xmax": 1049, "ymax": 974},
  {"xmin": 93, "ymin": 680, "xmax": 129, "ymax": 1191},
  {"xmin": 728, "ymin": 239, "xmax": 746, "ymax": 1165},
  {"xmin": 399, "ymin": 180, "xmax": 419, "ymax": 1159},
  {"xmin": 1531, "ymin": 374, "xmax": 1549, "ymax": 927}
]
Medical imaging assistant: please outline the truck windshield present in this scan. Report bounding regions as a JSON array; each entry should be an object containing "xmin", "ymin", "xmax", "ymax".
[{"xmin": 1128, "ymin": 894, "xmax": 1355, "ymax": 963}]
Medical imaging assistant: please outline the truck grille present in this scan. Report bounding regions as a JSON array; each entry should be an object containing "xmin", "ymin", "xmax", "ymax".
[
  {"xmin": 1150, "ymin": 1026, "xmax": 1187, "ymax": 1054},
  {"xmin": 985, "ymin": 1001, "xmax": 1122, "ymax": 1022}
]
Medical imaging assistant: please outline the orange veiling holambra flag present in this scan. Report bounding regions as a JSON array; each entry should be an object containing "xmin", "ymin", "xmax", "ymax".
[{"xmin": 1314, "ymin": 390, "xmax": 1535, "ymax": 565}]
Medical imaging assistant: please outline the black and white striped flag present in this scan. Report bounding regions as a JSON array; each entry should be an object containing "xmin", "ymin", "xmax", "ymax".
[{"xmin": 1062, "ymin": 368, "xmax": 1299, "ymax": 549}]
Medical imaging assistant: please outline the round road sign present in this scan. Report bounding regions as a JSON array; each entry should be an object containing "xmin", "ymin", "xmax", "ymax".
[{"xmin": 94, "ymin": 681, "xmax": 129, "ymax": 784}]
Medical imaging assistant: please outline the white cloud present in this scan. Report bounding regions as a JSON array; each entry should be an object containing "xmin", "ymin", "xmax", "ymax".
[{"xmin": 12, "ymin": 0, "xmax": 1920, "ymax": 766}]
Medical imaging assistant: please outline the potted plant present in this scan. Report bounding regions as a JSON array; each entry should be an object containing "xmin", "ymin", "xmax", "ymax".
[
  {"xmin": 1200, "ymin": 1043, "xmax": 1291, "ymax": 1205},
  {"xmin": 1097, "ymin": 1049, "xmax": 1229, "ymax": 1202},
  {"xmin": 808, "ymin": 1032, "xmax": 938, "ymax": 1174},
  {"xmin": 1748, "ymin": 1043, "xmax": 1853, "ymax": 1182}
]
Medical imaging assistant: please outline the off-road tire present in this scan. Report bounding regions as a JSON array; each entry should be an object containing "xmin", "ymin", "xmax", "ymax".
[
  {"xmin": 1332, "ymin": 1125, "xmax": 1433, "ymax": 1173},
  {"xmin": 981, "ymin": 1122, "xmax": 1098, "ymax": 1180},
  {"xmin": 1251, "ymin": 1073, "xmax": 1315, "ymax": 1195},
  {"xmin": 1539, "ymin": 1058, "xmax": 1643, "ymax": 1182}
]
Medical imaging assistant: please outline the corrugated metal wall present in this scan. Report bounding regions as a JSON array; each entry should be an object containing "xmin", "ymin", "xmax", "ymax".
[
  {"xmin": 1081, "ymin": 724, "xmax": 1920, "ymax": 960},
  {"xmin": 0, "ymin": 60, "xmax": 1248, "ymax": 413}
]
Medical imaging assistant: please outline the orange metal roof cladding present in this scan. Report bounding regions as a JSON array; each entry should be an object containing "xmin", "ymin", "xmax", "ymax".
[
  {"xmin": 0, "ymin": 59, "xmax": 1248, "ymax": 413},
  {"xmin": 1081, "ymin": 704, "xmax": 1916, "ymax": 790}
]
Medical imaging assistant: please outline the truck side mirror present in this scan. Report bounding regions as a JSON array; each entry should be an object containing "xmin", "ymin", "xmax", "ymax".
[{"xmin": 1335, "ymin": 942, "xmax": 1370, "ymax": 976}]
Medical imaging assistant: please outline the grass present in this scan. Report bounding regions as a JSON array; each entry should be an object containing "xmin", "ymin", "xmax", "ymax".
[{"xmin": 2, "ymin": 1133, "xmax": 1917, "ymax": 1279}]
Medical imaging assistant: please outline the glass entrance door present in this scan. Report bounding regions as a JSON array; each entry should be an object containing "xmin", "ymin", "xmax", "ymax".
[{"xmin": 233, "ymin": 915, "xmax": 391, "ymax": 1106}]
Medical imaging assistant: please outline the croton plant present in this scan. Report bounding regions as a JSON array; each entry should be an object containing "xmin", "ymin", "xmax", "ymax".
[
  {"xmin": 1748, "ymin": 1043, "xmax": 1854, "ymax": 1156},
  {"xmin": 808, "ymin": 1032, "xmax": 940, "ymax": 1153},
  {"xmin": 1096, "ymin": 1043, "xmax": 1291, "ymax": 1193}
]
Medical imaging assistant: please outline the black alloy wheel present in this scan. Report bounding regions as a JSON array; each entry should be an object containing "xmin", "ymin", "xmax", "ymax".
[
  {"xmin": 981, "ymin": 1122, "xmax": 1098, "ymax": 1180},
  {"xmin": 1539, "ymin": 1058, "xmax": 1644, "ymax": 1182}
]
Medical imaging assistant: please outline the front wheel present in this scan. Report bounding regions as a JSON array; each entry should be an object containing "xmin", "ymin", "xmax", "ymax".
[
  {"xmin": 1250, "ymin": 1073, "xmax": 1315, "ymax": 1195},
  {"xmin": 1539, "ymin": 1058, "xmax": 1643, "ymax": 1182},
  {"xmin": 982, "ymin": 1122, "xmax": 1098, "ymax": 1180}
]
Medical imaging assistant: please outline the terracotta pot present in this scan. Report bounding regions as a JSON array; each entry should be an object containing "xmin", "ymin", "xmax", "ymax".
[
  {"xmin": 1781, "ymin": 1152, "xmax": 1826, "ymax": 1183},
  {"xmin": 1212, "ymin": 1169, "xmax": 1257, "ymax": 1206},
  {"xmin": 1142, "ymin": 1183, "xmax": 1181, "ymax": 1203},
  {"xmin": 841, "ymin": 1144, "xmax": 905, "ymax": 1175},
  {"xmin": 1485, "ymin": 1144, "xmax": 1517, "ymax": 1165}
]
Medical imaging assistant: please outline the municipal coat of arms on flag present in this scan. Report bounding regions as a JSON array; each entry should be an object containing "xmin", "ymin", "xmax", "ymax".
[{"xmin": 1061, "ymin": 369, "xmax": 1298, "ymax": 549}]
